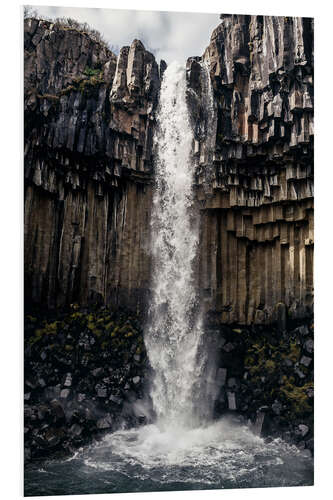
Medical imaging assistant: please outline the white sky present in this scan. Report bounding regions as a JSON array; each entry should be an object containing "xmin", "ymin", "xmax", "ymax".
[{"xmin": 31, "ymin": 5, "xmax": 221, "ymax": 63}]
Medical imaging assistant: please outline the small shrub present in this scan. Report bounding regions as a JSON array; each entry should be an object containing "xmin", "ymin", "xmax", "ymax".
[{"xmin": 84, "ymin": 67, "xmax": 101, "ymax": 77}]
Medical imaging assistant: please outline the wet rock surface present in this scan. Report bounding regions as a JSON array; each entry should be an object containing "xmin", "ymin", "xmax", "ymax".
[
  {"xmin": 24, "ymin": 307, "xmax": 151, "ymax": 461},
  {"xmin": 209, "ymin": 318, "xmax": 314, "ymax": 453}
]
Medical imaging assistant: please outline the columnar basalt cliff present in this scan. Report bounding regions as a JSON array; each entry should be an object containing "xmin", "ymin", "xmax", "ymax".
[
  {"xmin": 24, "ymin": 14, "xmax": 315, "ymax": 464},
  {"xmin": 24, "ymin": 18, "xmax": 161, "ymax": 310},
  {"xmin": 24, "ymin": 15, "xmax": 314, "ymax": 327},
  {"xmin": 187, "ymin": 14, "xmax": 314, "ymax": 325}
]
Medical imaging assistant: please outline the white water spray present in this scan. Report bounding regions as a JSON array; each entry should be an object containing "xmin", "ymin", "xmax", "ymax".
[{"xmin": 145, "ymin": 61, "xmax": 206, "ymax": 430}]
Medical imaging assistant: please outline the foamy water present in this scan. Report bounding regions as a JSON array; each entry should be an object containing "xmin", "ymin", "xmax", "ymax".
[{"xmin": 25, "ymin": 417, "xmax": 313, "ymax": 496}]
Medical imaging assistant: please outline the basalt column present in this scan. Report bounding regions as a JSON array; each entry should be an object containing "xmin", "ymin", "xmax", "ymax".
[
  {"xmin": 24, "ymin": 19, "xmax": 162, "ymax": 311},
  {"xmin": 187, "ymin": 14, "xmax": 314, "ymax": 325}
]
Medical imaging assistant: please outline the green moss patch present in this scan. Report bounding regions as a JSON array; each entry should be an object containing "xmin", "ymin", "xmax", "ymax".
[
  {"xmin": 242, "ymin": 327, "xmax": 313, "ymax": 423},
  {"xmin": 25, "ymin": 306, "xmax": 145, "ymax": 366}
]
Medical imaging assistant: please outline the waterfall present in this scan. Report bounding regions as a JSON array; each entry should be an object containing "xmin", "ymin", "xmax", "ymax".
[{"xmin": 144, "ymin": 61, "xmax": 207, "ymax": 430}]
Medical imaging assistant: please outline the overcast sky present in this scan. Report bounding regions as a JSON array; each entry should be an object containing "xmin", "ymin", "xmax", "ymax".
[{"xmin": 31, "ymin": 5, "xmax": 221, "ymax": 63}]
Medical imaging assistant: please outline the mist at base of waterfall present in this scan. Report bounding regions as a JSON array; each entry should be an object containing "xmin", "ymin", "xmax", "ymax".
[{"xmin": 24, "ymin": 416, "xmax": 313, "ymax": 496}]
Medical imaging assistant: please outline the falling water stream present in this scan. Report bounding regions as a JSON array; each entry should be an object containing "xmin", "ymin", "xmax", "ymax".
[
  {"xmin": 24, "ymin": 62, "xmax": 313, "ymax": 496},
  {"xmin": 145, "ymin": 61, "xmax": 209, "ymax": 429}
]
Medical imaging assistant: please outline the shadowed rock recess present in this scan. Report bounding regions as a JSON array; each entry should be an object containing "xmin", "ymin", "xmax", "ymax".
[{"xmin": 24, "ymin": 15, "xmax": 314, "ymax": 460}]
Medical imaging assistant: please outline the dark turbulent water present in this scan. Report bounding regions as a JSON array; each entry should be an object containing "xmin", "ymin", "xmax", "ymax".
[{"xmin": 25, "ymin": 418, "xmax": 313, "ymax": 496}]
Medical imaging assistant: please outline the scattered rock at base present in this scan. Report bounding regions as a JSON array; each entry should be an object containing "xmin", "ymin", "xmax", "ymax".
[
  {"xmin": 252, "ymin": 411, "xmax": 266, "ymax": 436},
  {"xmin": 300, "ymin": 355, "xmax": 312, "ymax": 367},
  {"xmin": 227, "ymin": 392, "xmax": 237, "ymax": 410},
  {"xmin": 97, "ymin": 415, "xmax": 113, "ymax": 430},
  {"xmin": 60, "ymin": 389, "xmax": 71, "ymax": 399},
  {"xmin": 298, "ymin": 424, "xmax": 309, "ymax": 437}
]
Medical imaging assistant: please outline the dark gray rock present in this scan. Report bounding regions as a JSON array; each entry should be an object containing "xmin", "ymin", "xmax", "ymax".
[
  {"xmin": 38, "ymin": 377, "xmax": 47, "ymax": 389},
  {"xmin": 97, "ymin": 415, "xmax": 113, "ymax": 430},
  {"xmin": 60, "ymin": 388, "xmax": 71, "ymax": 399},
  {"xmin": 300, "ymin": 355, "xmax": 312, "ymax": 367},
  {"xmin": 25, "ymin": 378, "xmax": 37, "ymax": 390},
  {"xmin": 294, "ymin": 367, "xmax": 306, "ymax": 379},
  {"xmin": 92, "ymin": 367, "xmax": 104, "ymax": 378},
  {"xmin": 37, "ymin": 405, "xmax": 49, "ymax": 421},
  {"xmin": 34, "ymin": 427, "xmax": 63, "ymax": 449},
  {"xmin": 305, "ymin": 438, "xmax": 314, "ymax": 453},
  {"xmin": 306, "ymin": 387, "xmax": 314, "ymax": 398},
  {"xmin": 298, "ymin": 440, "xmax": 306, "ymax": 449},
  {"xmin": 109, "ymin": 394, "xmax": 122, "ymax": 405},
  {"xmin": 272, "ymin": 400, "xmax": 283, "ymax": 415},
  {"xmin": 222, "ymin": 342, "xmax": 235, "ymax": 353},
  {"xmin": 50, "ymin": 399, "xmax": 65, "ymax": 423},
  {"xmin": 64, "ymin": 373, "xmax": 72, "ymax": 387},
  {"xmin": 227, "ymin": 377, "xmax": 238, "ymax": 390},
  {"xmin": 96, "ymin": 385, "xmax": 107, "ymax": 398},
  {"xmin": 70, "ymin": 424, "xmax": 83, "ymax": 437},
  {"xmin": 24, "ymin": 406, "xmax": 35, "ymax": 421},
  {"xmin": 252, "ymin": 411, "xmax": 266, "ymax": 436},
  {"xmin": 297, "ymin": 325, "xmax": 309, "ymax": 336},
  {"xmin": 304, "ymin": 339, "xmax": 314, "ymax": 354},
  {"xmin": 298, "ymin": 424, "xmax": 309, "ymax": 437},
  {"xmin": 227, "ymin": 392, "xmax": 237, "ymax": 410}
]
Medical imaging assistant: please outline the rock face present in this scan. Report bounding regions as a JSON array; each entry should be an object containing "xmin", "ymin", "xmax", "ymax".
[
  {"xmin": 211, "ymin": 319, "xmax": 313, "ymax": 450},
  {"xmin": 24, "ymin": 15, "xmax": 314, "ymax": 326},
  {"xmin": 24, "ymin": 19, "xmax": 160, "ymax": 310},
  {"xmin": 24, "ymin": 308, "xmax": 150, "ymax": 460},
  {"xmin": 187, "ymin": 14, "xmax": 314, "ymax": 324},
  {"xmin": 24, "ymin": 15, "xmax": 314, "ymax": 459}
]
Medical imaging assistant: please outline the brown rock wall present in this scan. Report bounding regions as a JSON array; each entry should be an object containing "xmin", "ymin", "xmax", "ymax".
[
  {"xmin": 188, "ymin": 14, "xmax": 314, "ymax": 324},
  {"xmin": 198, "ymin": 199, "xmax": 313, "ymax": 324},
  {"xmin": 24, "ymin": 180, "xmax": 152, "ymax": 310},
  {"xmin": 24, "ymin": 19, "xmax": 157, "ymax": 310}
]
